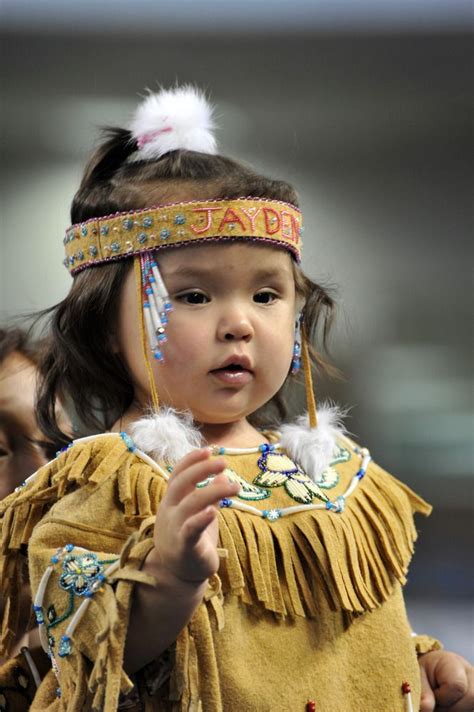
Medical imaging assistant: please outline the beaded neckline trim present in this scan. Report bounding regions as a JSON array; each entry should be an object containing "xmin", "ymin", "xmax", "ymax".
[{"xmin": 17, "ymin": 432, "xmax": 370, "ymax": 522}]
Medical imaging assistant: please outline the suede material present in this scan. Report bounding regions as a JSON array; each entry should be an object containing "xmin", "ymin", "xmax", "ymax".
[{"xmin": 0, "ymin": 433, "xmax": 436, "ymax": 711}]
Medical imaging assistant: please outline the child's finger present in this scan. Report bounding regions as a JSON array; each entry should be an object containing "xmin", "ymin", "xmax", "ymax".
[
  {"xmin": 171, "ymin": 447, "xmax": 212, "ymax": 478},
  {"xmin": 167, "ymin": 456, "xmax": 226, "ymax": 505},
  {"xmin": 419, "ymin": 664, "xmax": 436, "ymax": 712},
  {"xmin": 177, "ymin": 474, "xmax": 239, "ymax": 522}
]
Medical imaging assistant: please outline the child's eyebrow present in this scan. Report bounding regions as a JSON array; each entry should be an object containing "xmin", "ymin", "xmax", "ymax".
[
  {"xmin": 164, "ymin": 265, "xmax": 289, "ymax": 281},
  {"xmin": 163, "ymin": 266, "xmax": 215, "ymax": 280}
]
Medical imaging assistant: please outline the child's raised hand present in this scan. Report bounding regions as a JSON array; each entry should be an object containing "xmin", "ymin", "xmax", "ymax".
[
  {"xmin": 419, "ymin": 650, "xmax": 474, "ymax": 711},
  {"xmin": 152, "ymin": 448, "xmax": 240, "ymax": 585}
]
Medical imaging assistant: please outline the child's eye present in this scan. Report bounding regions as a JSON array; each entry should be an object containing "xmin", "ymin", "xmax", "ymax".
[
  {"xmin": 176, "ymin": 291, "xmax": 210, "ymax": 305},
  {"xmin": 253, "ymin": 291, "xmax": 278, "ymax": 304}
]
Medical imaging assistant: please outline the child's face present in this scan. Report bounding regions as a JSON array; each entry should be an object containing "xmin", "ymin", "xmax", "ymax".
[
  {"xmin": 117, "ymin": 242, "xmax": 296, "ymax": 428},
  {"xmin": 0, "ymin": 353, "xmax": 47, "ymax": 497}
]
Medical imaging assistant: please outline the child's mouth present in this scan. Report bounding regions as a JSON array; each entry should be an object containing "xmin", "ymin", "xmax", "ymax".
[{"xmin": 210, "ymin": 363, "xmax": 253, "ymax": 385}]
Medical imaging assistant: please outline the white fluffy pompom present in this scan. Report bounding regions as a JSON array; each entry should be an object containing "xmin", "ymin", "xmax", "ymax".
[
  {"xmin": 279, "ymin": 403, "xmax": 347, "ymax": 483},
  {"xmin": 130, "ymin": 407, "xmax": 203, "ymax": 464},
  {"xmin": 130, "ymin": 85, "xmax": 217, "ymax": 160}
]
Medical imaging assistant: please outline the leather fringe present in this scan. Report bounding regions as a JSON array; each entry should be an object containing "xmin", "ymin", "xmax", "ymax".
[{"xmin": 1, "ymin": 433, "xmax": 431, "ymax": 711}]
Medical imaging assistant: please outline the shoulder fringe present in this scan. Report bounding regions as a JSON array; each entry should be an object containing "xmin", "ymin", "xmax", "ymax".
[
  {"xmin": 0, "ymin": 432, "xmax": 431, "ymax": 710},
  {"xmin": 0, "ymin": 435, "xmax": 221, "ymax": 712},
  {"xmin": 0, "ymin": 435, "xmax": 166, "ymax": 658}
]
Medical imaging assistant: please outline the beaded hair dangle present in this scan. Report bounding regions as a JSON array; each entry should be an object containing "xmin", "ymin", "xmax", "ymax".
[
  {"xmin": 140, "ymin": 252, "xmax": 173, "ymax": 361},
  {"xmin": 133, "ymin": 253, "xmax": 173, "ymax": 411}
]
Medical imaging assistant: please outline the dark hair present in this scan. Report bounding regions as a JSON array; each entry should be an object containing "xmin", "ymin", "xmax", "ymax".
[
  {"xmin": 0, "ymin": 326, "xmax": 41, "ymax": 366},
  {"xmin": 37, "ymin": 129, "xmax": 337, "ymax": 445}
]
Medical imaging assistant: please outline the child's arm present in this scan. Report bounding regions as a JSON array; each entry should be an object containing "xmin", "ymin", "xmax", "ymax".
[
  {"xmin": 123, "ymin": 447, "xmax": 240, "ymax": 673},
  {"xmin": 419, "ymin": 650, "xmax": 474, "ymax": 711}
]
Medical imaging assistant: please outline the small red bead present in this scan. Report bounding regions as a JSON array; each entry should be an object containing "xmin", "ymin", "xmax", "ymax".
[
  {"xmin": 401, "ymin": 681, "xmax": 411, "ymax": 694},
  {"xmin": 306, "ymin": 702, "xmax": 316, "ymax": 712}
]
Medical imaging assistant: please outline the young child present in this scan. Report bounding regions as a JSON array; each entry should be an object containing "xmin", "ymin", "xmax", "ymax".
[{"xmin": 0, "ymin": 87, "xmax": 472, "ymax": 712}]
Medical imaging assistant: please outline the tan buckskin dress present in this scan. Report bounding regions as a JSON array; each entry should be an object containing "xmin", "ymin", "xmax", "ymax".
[{"xmin": 0, "ymin": 431, "xmax": 440, "ymax": 711}]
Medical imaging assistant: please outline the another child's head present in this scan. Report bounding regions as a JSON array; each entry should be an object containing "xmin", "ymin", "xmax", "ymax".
[{"xmin": 37, "ymin": 87, "xmax": 336, "ymax": 444}]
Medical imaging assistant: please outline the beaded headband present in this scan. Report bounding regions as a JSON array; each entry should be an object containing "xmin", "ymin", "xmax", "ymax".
[{"xmin": 63, "ymin": 197, "xmax": 302, "ymax": 275}]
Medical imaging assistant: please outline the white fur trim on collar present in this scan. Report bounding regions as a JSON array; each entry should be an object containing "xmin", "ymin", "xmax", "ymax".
[
  {"xmin": 130, "ymin": 407, "xmax": 203, "ymax": 465},
  {"xmin": 279, "ymin": 403, "xmax": 347, "ymax": 484},
  {"xmin": 130, "ymin": 402, "xmax": 347, "ymax": 479}
]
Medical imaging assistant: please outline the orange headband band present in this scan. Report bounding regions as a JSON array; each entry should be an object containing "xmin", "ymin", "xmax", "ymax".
[{"xmin": 63, "ymin": 197, "xmax": 303, "ymax": 275}]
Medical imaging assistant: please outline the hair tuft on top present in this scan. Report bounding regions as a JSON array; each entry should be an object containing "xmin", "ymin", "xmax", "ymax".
[{"xmin": 129, "ymin": 85, "xmax": 217, "ymax": 161}]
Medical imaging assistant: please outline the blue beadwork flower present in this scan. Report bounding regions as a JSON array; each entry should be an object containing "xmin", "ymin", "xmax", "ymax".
[
  {"xmin": 138, "ymin": 232, "xmax": 148, "ymax": 244},
  {"xmin": 110, "ymin": 241, "xmax": 120, "ymax": 253},
  {"xmin": 143, "ymin": 216, "xmax": 153, "ymax": 228},
  {"xmin": 89, "ymin": 245, "xmax": 98, "ymax": 257},
  {"xmin": 262, "ymin": 508, "xmax": 281, "ymax": 522},
  {"xmin": 123, "ymin": 218, "xmax": 134, "ymax": 230},
  {"xmin": 174, "ymin": 214, "xmax": 186, "ymax": 225},
  {"xmin": 81, "ymin": 226, "xmax": 88, "ymax": 237},
  {"xmin": 100, "ymin": 225, "xmax": 109, "ymax": 236},
  {"xmin": 68, "ymin": 255, "xmax": 75, "ymax": 265},
  {"xmin": 59, "ymin": 553, "xmax": 104, "ymax": 597},
  {"xmin": 160, "ymin": 228, "xmax": 171, "ymax": 240},
  {"xmin": 58, "ymin": 635, "xmax": 72, "ymax": 658},
  {"xmin": 77, "ymin": 250, "xmax": 84, "ymax": 261}
]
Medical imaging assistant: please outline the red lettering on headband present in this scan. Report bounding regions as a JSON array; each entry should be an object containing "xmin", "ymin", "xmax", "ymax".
[
  {"xmin": 240, "ymin": 207, "xmax": 262, "ymax": 232},
  {"xmin": 280, "ymin": 211, "xmax": 299, "ymax": 243},
  {"xmin": 218, "ymin": 208, "xmax": 246, "ymax": 232},
  {"xmin": 263, "ymin": 207, "xmax": 280, "ymax": 235},
  {"xmin": 190, "ymin": 207, "xmax": 222, "ymax": 234}
]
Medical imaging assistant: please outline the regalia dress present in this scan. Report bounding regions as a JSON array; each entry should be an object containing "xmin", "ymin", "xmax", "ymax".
[{"xmin": 0, "ymin": 410, "xmax": 439, "ymax": 711}]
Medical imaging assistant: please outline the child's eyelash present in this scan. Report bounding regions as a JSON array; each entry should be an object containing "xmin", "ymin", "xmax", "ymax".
[
  {"xmin": 175, "ymin": 291, "xmax": 210, "ymax": 304},
  {"xmin": 253, "ymin": 290, "xmax": 279, "ymax": 304}
]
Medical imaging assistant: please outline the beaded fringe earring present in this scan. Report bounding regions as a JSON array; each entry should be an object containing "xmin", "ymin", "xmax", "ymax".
[
  {"xmin": 134, "ymin": 253, "xmax": 173, "ymax": 411},
  {"xmin": 291, "ymin": 315, "xmax": 302, "ymax": 375}
]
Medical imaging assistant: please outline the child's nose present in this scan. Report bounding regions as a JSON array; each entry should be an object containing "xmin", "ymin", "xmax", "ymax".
[{"xmin": 217, "ymin": 312, "xmax": 254, "ymax": 342}]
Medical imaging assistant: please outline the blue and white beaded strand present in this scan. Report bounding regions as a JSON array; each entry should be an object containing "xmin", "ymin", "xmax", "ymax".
[{"xmin": 141, "ymin": 252, "xmax": 172, "ymax": 361}]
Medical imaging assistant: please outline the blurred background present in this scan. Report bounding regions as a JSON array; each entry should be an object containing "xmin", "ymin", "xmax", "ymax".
[{"xmin": 1, "ymin": 1, "xmax": 472, "ymax": 657}]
